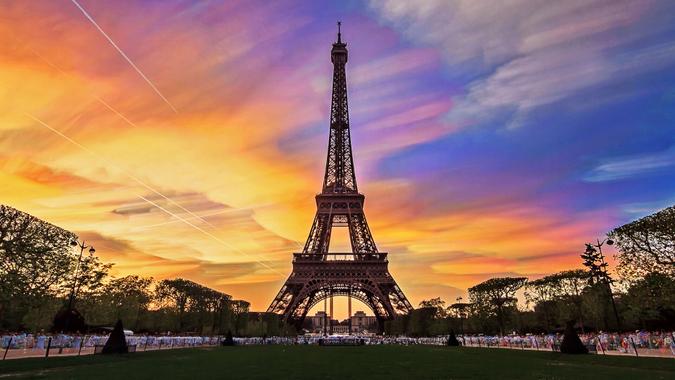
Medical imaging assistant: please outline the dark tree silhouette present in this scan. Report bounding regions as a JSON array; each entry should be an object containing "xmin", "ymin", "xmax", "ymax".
[
  {"xmin": 580, "ymin": 244, "xmax": 608, "ymax": 284},
  {"xmin": 525, "ymin": 270, "xmax": 590, "ymax": 332},
  {"xmin": 1, "ymin": 205, "xmax": 76, "ymax": 303},
  {"xmin": 419, "ymin": 297, "xmax": 447, "ymax": 318},
  {"xmin": 0, "ymin": 205, "xmax": 109, "ymax": 331},
  {"xmin": 154, "ymin": 278, "xmax": 232, "ymax": 332},
  {"xmin": 52, "ymin": 308, "xmax": 85, "ymax": 333},
  {"xmin": 469, "ymin": 277, "xmax": 527, "ymax": 335},
  {"xmin": 610, "ymin": 205, "xmax": 675, "ymax": 279},
  {"xmin": 622, "ymin": 273, "xmax": 675, "ymax": 330},
  {"xmin": 581, "ymin": 242, "xmax": 621, "ymax": 330}
]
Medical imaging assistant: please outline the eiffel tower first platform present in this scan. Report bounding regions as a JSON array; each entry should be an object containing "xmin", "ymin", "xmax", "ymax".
[{"xmin": 267, "ymin": 24, "xmax": 413, "ymax": 332}]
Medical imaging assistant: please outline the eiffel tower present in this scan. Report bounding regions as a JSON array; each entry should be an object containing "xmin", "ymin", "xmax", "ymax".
[{"xmin": 267, "ymin": 23, "xmax": 413, "ymax": 332}]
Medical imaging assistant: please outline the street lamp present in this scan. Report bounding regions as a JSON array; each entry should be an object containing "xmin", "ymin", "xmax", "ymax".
[
  {"xmin": 456, "ymin": 296, "xmax": 465, "ymax": 335},
  {"xmin": 67, "ymin": 240, "xmax": 95, "ymax": 313},
  {"xmin": 589, "ymin": 238, "xmax": 621, "ymax": 331}
]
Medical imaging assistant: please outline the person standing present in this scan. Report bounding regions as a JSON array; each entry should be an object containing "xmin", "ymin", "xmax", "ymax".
[
  {"xmin": 36, "ymin": 333, "xmax": 46, "ymax": 350},
  {"xmin": 73, "ymin": 334, "xmax": 82, "ymax": 351}
]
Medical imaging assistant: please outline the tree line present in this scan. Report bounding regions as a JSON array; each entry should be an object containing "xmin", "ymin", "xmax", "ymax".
[
  {"xmin": 386, "ymin": 205, "xmax": 675, "ymax": 336},
  {"xmin": 0, "ymin": 205, "xmax": 291, "ymax": 336},
  {"xmin": 3, "ymin": 203, "xmax": 674, "ymax": 336}
]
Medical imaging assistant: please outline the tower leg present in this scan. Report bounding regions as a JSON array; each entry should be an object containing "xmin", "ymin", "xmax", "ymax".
[
  {"xmin": 348, "ymin": 291, "xmax": 352, "ymax": 334},
  {"xmin": 329, "ymin": 292, "xmax": 334, "ymax": 335}
]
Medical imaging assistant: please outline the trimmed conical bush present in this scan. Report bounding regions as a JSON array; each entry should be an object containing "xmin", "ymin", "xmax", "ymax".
[
  {"xmin": 102, "ymin": 319, "xmax": 128, "ymax": 354},
  {"xmin": 560, "ymin": 321, "xmax": 588, "ymax": 354},
  {"xmin": 447, "ymin": 330, "xmax": 460, "ymax": 346},
  {"xmin": 221, "ymin": 330, "xmax": 235, "ymax": 346}
]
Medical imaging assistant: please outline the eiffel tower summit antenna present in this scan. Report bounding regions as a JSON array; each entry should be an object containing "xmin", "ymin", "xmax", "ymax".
[
  {"xmin": 337, "ymin": 21, "xmax": 342, "ymax": 43},
  {"xmin": 267, "ymin": 26, "xmax": 413, "ymax": 333}
]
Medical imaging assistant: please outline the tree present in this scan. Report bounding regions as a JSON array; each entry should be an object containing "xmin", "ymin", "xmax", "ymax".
[
  {"xmin": 418, "ymin": 297, "xmax": 447, "ymax": 318},
  {"xmin": 524, "ymin": 277, "xmax": 558, "ymax": 331},
  {"xmin": 204, "ymin": 289, "xmax": 232, "ymax": 335},
  {"xmin": 526, "ymin": 270, "xmax": 590, "ymax": 332},
  {"xmin": 1, "ymin": 206, "xmax": 78, "ymax": 330},
  {"xmin": 154, "ymin": 278, "xmax": 232, "ymax": 333},
  {"xmin": 622, "ymin": 272, "xmax": 675, "ymax": 330},
  {"xmin": 65, "ymin": 254, "xmax": 112, "ymax": 303},
  {"xmin": 0, "ymin": 205, "xmax": 76, "ymax": 304},
  {"xmin": 447, "ymin": 302, "xmax": 471, "ymax": 319},
  {"xmin": 407, "ymin": 307, "xmax": 437, "ymax": 337},
  {"xmin": 0, "ymin": 205, "xmax": 114, "ymax": 331},
  {"xmin": 448, "ymin": 301, "xmax": 471, "ymax": 334},
  {"xmin": 231, "ymin": 300, "xmax": 250, "ymax": 335},
  {"xmin": 580, "ymin": 244, "xmax": 608, "ymax": 285},
  {"xmin": 609, "ymin": 205, "xmax": 675, "ymax": 279},
  {"xmin": 550, "ymin": 270, "xmax": 590, "ymax": 332},
  {"xmin": 82, "ymin": 276, "xmax": 153, "ymax": 329},
  {"xmin": 468, "ymin": 277, "xmax": 527, "ymax": 335},
  {"xmin": 155, "ymin": 278, "xmax": 194, "ymax": 330},
  {"xmin": 580, "ymin": 242, "xmax": 621, "ymax": 331},
  {"xmin": 0, "ymin": 206, "xmax": 259, "ymax": 334}
]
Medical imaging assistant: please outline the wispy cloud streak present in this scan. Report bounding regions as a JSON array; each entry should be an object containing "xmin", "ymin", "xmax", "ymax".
[
  {"xmin": 26, "ymin": 45, "xmax": 141, "ymax": 129},
  {"xmin": 137, "ymin": 195, "xmax": 285, "ymax": 276},
  {"xmin": 24, "ymin": 113, "xmax": 283, "ymax": 277},
  {"xmin": 25, "ymin": 113, "xmax": 209, "ymax": 226},
  {"xmin": 584, "ymin": 147, "xmax": 675, "ymax": 182},
  {"xmin": 70, "ymin": 0, "xmax": 178, "ymax": 113}
]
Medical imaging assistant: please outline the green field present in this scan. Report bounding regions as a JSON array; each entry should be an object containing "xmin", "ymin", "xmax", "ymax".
[{"xmin": 1, "ymin": 346, "xmax": 673, "ymax": 379}]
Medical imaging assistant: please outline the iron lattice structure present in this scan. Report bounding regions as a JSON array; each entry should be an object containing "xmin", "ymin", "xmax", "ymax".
[{"xmin": 267, "ymin": 27, "xmax": 413, "ymax": 329}]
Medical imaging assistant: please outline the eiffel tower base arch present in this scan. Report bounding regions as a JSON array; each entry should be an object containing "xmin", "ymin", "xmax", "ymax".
[{"xmin": 268, "ymin": 254, "xmax": 411, "ymax": 331}]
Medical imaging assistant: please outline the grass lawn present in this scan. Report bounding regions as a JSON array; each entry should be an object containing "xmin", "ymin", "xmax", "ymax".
[{"xmin": 1, "ymin": 345, "xmax": 673, "ymax": 380}]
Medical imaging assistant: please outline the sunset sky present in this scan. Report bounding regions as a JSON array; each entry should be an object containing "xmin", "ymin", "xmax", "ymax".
[{"xmin": 2, "ymin": 0, "xmax": 675, "ymax": 316}]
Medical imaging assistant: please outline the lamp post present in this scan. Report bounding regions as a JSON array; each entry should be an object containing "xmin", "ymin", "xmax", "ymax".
[
  {"xmin": 456, "ymin": 296, "xmax": 465, "ymax": 335},
  {"xmin": 590, "ymin": 238, "xmax": 621, "ymax": 331},
  {"xmin": 67, "ymin": 240, "xmax": 95, "ymax": 313}
]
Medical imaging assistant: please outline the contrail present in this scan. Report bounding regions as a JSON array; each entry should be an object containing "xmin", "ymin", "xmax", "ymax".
[
  {"xmin": 70, "ymin": 0, "xmax": 178, "ymax": 113},
  {"xmin": 22, "ymin": 46, "xmax": 223, "ymax": 233},
  {"xmin": 23, "ymin": 48, "xmax": 222, "ymax": 232},
  {"xmin": 25, "ymin": 113, "xmax": 284, "ymax": 277},
  {"xmin": 25, "ymin": 112, "xmax": 205, "ymax": 225},
  {"xmin": 26, "ymin": 39, "xmax": 289, "ymax": 247},
  {"xmin": 132, "ymin": 208, "xmax": 235, "ymax": 231},
  {"xmin": 27, "ymin": 45, "xmax": 141, "ymax": 129},
  {"xmin": 138, "ymin": 195, "xmax": 285, "ymax": 276},
  {"xmin": 95, "ymin": 97, "xmax": 138, "ymax": 128}
]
